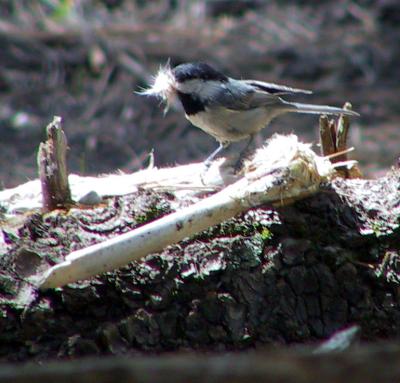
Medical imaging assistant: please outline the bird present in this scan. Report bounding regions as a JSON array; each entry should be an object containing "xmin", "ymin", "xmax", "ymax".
[{"xmin": 139, "ymin": 61, "xmax": 359, "ymax": 167}]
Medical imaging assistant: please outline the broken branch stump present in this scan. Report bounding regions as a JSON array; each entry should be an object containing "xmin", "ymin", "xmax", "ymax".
[
  {"xmin": 37, "ymin": 116, "xmax": 72, "ymax": 211},
  {"xmin": 319, "ymin": 103, "xmax": 362, "ymax": 178}
]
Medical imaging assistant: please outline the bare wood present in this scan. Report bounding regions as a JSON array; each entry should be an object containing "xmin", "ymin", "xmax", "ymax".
[
  {"xmin": 38, "ymin": 116, "xmax": 72, "ymax": 211},
  {"xmin": 318, "ymin": 104, "xmax": 362, "ymax": 179},
  {"xmin": 319, "ymin": 115, "xmax": 336, "ymax": 156},
  {"xmin": 335, "ymin": 102, "xmax": 352, "ymax": 163},
  {"xmin": 0, "ymin": 161, "xmax": 226, "ymax": 216},
  {"xmin": 335, "ymin": 103, "xmax": 363, "ymax": 178},
  {"xmin": 329, "ymin": 118, "xmax": 337, "ymax": 148}
]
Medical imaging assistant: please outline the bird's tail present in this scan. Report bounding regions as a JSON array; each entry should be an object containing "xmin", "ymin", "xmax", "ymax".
[{"xmin": 284, "ymin": 102, "xmax": 359, "ymax": 117}]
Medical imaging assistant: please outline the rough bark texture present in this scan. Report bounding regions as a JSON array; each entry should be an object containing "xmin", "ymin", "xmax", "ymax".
[{"xmin": 1, "ymin": 171, "xmax": 400, "ymax": 364}]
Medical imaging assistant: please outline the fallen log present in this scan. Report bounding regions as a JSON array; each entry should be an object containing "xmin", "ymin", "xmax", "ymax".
[{"xmin": 0, "ymin": 129, "xmax": 399, "ymax": 364}]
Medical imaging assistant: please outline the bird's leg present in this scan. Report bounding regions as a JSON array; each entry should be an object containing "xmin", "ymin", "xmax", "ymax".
[
  {"xmin": 234, "ymin": 134, "xmax": 255, "ymax": 171},
  {"xmin": 203, "ymin": 141, "xmax": 230, "ymax": 168}
]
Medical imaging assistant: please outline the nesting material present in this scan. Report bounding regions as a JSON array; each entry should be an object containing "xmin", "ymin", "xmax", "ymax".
[
  {"xmin": 38, "ymin": 134, "xmax": 338, "ymax": 289},
  {"xmin": 138, "ymin": 63, "xmax": 177, "ymax": 113}
]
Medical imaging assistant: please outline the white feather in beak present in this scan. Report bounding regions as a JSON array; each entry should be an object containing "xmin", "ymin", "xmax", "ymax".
[{"xmin": 138, "ymin": 63, "xmax": 177, "ymax": 114}]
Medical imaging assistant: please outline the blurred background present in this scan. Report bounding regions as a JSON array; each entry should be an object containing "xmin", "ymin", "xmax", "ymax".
[{"xmin": 0, "ymin": 0, "xmax": 399, "ymax": 188}]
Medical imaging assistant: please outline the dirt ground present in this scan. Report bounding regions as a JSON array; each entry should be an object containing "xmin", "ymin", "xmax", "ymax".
[{"xmin": 0, "ymin": 0, "xmax": 400, "ymax": 189}]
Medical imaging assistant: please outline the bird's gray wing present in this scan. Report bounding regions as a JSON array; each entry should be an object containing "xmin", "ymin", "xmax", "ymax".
[
  {"xmin": 211, "ymin": 79, "xmax": 311, "ymax": 111},
  {"xmin": 242, "ymin": 80, "xmax": 312, "ymax": 96},
  {"xmin": 210, "ymin": 80, "xmax": 281, "ymax": 110}
]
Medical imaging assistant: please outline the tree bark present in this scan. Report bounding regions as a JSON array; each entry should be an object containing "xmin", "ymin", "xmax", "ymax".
[{"xmin": 1, "ymin": 168, "xmax": 400, "ymax": 364}]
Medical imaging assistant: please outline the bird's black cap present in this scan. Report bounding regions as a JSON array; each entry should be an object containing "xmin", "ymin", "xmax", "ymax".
[{"xmin": 173, "ymin": 62, "xmax": 228, "ymax": 83}]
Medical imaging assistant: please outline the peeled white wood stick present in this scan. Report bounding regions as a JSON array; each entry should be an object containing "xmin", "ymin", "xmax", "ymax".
[
  {"xmin": 38, "ymin": 135, "xmax": 337, "ymax": 290},
  {"xmin": 0, "ymin": 160, "xmax": 229, "ymax": 216},
  {"xmin": 39, "ymin": 186, "xmax": 243, "ymax": 289}
]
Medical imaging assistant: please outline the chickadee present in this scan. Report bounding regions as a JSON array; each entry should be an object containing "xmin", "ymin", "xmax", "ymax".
[{"xmin": 140, "ymin": 62, "xmax": 359, "ymax": 166}]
